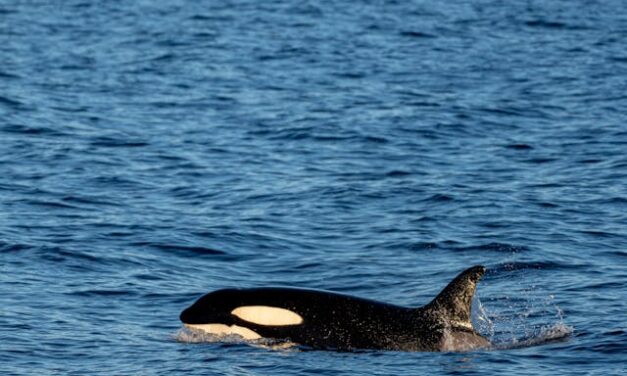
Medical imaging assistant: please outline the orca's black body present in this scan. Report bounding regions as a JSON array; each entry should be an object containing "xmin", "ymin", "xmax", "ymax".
[{"xmin": 180, "ymin": 265, "xmax": 489, "ymax": 351}]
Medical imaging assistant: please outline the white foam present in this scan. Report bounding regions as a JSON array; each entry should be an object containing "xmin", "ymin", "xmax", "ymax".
[
  {"xmin": 493, "ymin": 322, "xmax": 573, "ymax": 350},
  {"xmin": 184, "ymin": 323, "xmax": 261, "ymax": 340},
  {"xmin": 174, "ymin": 327, "xmax": 298, "ymax": 351}
]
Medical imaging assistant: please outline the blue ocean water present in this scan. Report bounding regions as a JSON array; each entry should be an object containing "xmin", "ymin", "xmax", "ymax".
[{"xmin": 1, "ymin": 0, "xmax": 626, "ymax": 374}]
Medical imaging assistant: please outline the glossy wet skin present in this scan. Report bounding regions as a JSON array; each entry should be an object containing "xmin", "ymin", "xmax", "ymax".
[{"xmin": 181, "ymin": 266, "xmax": 489, "ymax": 351}]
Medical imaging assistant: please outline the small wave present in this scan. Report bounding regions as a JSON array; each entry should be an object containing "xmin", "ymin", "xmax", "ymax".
[
  {"xmin": 596, "ymin": 197, "xmax": 627, "ymax": 205},
  {"xmin": 453, "ymin": 243, "xmax": 530, "ymax": 254},
  {"xmin": 525, "ymin": 20, "xmax": 568, "ymax": 29},
  {"xmin": 70, "ymin": 289, "xmax": 136, "ymax": 297},
  {"xmin": 424, "ymin": 193, "xmax": 454, "ymax": 202},
  {"xmin": 90, "ymin": 136, "xmax": 149, "ymax": 148},
  {"xmin": 134, "ymin": 242, "xmax": 227, "ymax": 255},
  {"xmin": 504, "ymin": 143, "xmax": 533, "ymax": 150},
  {"xmin": 0, "ymin": 242, "xmax": 32, "ymax": 252},
  {"xmin": 385, "ymin": 170, "xmax": 411, "ymax": 178},
  {"xmin": 2, "ymin": 124, "xmax": 65, "ymax": 136},
  {"xmin": 524, "ymin": 20, "xmax": 589, "ymax": 30},
  {"xmin": 490, "ymin": 261, "xmax": 582, "ymax": 273},
  {"xmin": 133, "ymin": 242, "xmax": 241, "ymax": 260},
  {"xmin": 608, "ymin": 55, "xmax": 627, "ymax": 63},
  {"xmin": 0, "ymin": 95, "xmax": 23, "ymax": 108},
  {"xmin": 61, "ymin": 195, "xmax": 120, "ymax": 207},
  {"xmin": 399, "ymin": 31, "xmax": 437, "ymax": 39},
  {"xmin": 579, "ymin": 230, "xmax": 624, "ymax": 239},
  {"xmin": 523, "ymin": 157, "xmax": 558, "ymax": 164},
  {"xmin": 0, "ymin": 70, "xmax": 19, "ymax": 79},
  {"xmin": 18, "ymin": 199, "xmax": 79, "ymax": 210}
]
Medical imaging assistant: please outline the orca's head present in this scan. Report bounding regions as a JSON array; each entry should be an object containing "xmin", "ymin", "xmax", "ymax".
[
  {"xmin": 179, "ymin": 291, "xmax": 225, "ymax": 324},
  {"xmin": 180, "ymin": 289, "xmax": 303, "ymax": 341},
  {"xmin": 179, "ymin": 303, "xmax": 200, "ymax": 324},
  {"xmin": 179, "ymin": 290, "xmax": 268, "ymax": 340}
]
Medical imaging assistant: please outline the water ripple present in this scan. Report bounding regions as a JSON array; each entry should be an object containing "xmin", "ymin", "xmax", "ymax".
[{"xmin": 2, "ymin": 0, "xmax": 626, "ymax": 374}]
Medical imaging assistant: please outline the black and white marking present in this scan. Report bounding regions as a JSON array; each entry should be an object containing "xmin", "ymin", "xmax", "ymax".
[{"xmin": 180, "ymin": 265, "xmax": 490, "ymax": 351}]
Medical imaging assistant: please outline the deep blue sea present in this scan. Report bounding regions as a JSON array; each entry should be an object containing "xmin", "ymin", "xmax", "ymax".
[{"xmin": 1, "ymin": 0, "xmax": 626, "ymax": 375}]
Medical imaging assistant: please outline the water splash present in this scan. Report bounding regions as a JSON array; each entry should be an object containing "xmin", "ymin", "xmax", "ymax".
[
  {"xmin": 473, "ymin": 297, "xmax": 495, "ymax": 339},
  {"xmin": 494, "ymin": 322, "xmax": 573, "ymax": 350},
  {"xmin": 473, "ymin": 294, "xmax": 573, "ymax": 350},
  {"xmin": 175, "ymin": 327, "xmax": 232, "ymax": 344},
  {"xmin": 174, "ymin": 327, "xmax": 298, "ymax": 351}
]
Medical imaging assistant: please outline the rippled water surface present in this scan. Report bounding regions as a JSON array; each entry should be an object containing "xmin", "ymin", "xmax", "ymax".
[{"xmin": 1, "ymin": 1, "xmax": 626, "ymax": 375}]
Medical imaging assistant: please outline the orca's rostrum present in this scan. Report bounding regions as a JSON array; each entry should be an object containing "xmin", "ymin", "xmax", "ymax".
[{"xmin": 180, "ymin": 265, "xmax": 489, "ymax": 351}]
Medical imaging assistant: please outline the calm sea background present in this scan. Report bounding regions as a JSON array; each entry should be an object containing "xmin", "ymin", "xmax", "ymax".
[{"xmin": 1, "ymin": 1, "xmax": 626, "ymax": 375}]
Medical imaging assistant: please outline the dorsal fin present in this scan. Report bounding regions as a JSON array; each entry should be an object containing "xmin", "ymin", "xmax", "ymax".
[{"xmin": 425, "ymin": 265, "xmax": 485, "ymax": 329}]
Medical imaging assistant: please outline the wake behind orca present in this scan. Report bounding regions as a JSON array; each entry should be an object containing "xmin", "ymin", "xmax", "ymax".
[{"xmin": 180, "ymin": 265, "xmax": 489, "ymax": 352}]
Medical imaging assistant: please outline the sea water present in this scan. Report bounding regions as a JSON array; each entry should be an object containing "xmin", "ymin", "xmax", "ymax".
[{"xmin": 1, "ymin": 1, "xmax": 626, "ymax": 375}]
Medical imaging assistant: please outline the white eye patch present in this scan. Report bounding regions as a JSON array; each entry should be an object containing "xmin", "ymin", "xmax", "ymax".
[
  {"xmin": 231, "ymin": 306, "xmax": 304, "ymax": 326},
  {"xmin": 184, "ymin": 323, "xmax": 261, "ymax": 340}
]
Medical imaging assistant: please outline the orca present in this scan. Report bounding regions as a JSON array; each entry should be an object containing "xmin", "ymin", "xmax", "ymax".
[{"xmin": 180, "ymin": 265, "xmax": 489, "ymax": 352}]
